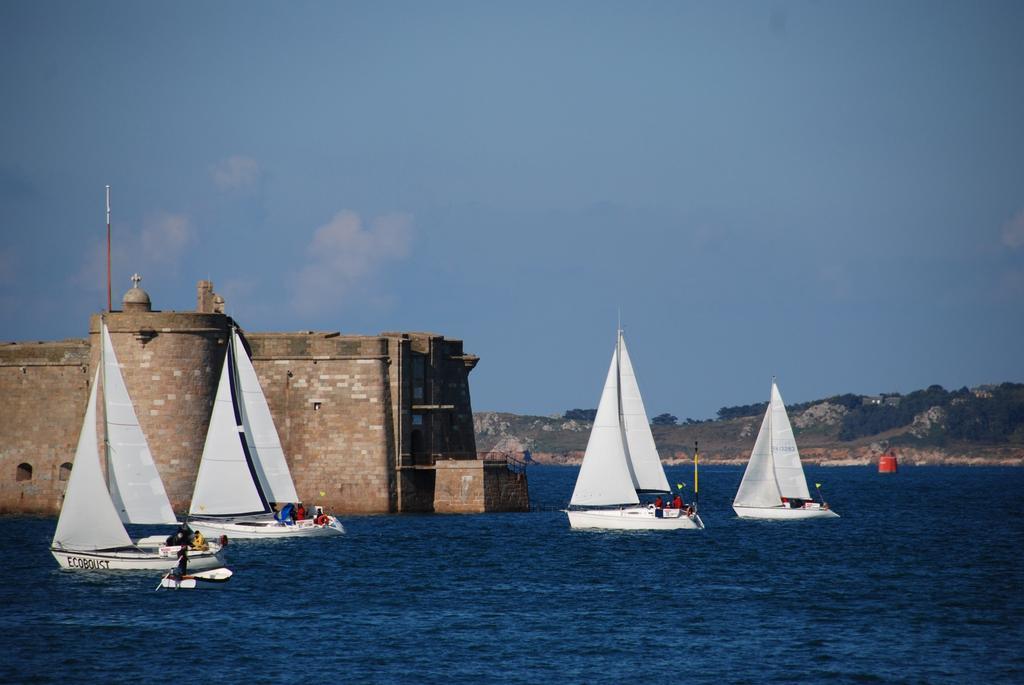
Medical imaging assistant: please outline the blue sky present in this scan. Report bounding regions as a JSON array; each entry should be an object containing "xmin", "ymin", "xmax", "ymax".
[{"xmin": 2, "ymin": 1, "xmax": 1022, "ymax": 419}]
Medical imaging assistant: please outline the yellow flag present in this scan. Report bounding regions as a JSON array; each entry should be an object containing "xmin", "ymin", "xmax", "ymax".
[
  {"xmin": 815, "ymin": 483, "xmax": 822, "ymax": 488},
  {"xmin": 676, "ymin": 483, "xmax": 685, "ymax": 490}
]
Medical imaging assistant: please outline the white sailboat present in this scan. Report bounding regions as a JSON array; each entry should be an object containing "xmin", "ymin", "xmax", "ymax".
[
  {"xmin": 51, "ymin": 322, "xmax": 226, "ymax": 570},
  {"xmin": 187, "ymin": 327, "xmax": 344, "ymax": 538},
  {"xmin": 733, "ymin": 379, "xmax": 839, "ymax": 519},
  {"xmin": 567, "ymin": 328, "xmax": 703, "ymax": 530}
]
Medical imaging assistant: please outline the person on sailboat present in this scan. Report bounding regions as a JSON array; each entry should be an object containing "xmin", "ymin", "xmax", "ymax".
[
  {"xmin": 190, "ymin": 530, "xmax": 207, "ymax": 551},
  {"xmin": 172, "ymin": 545, "xmax": 188, "ymax": 579},
  {"xmin": 277, "ymin": 503, "xmax": 295, "ymax": 523},
  {"xmin": 166, "ymin": 521, "xmax": 192, "ymax": 547},
  {"xmin": 313, "ymin": 506, "xmax": 329, "ymax": 526},
  {"xmin": 672, "ymin": 493, "xmax": 683, "ymax": 509},
  {"xmin": 296, "ymin": 503, "xmax": 306, "ymax": 521}
]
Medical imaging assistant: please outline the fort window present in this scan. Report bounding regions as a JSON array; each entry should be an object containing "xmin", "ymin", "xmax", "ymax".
[
  {"xmin": 16, "ymin": 463, "xmax": 33, "ymax": 482},
  {"xmin": 411, "ymin": 429, "xmax": 424, "ymax": 461},
  {"xmin": 59, "ymin": 462, "xmax": 72, "ymax": 481},
  {"xmin": 312, "ymin": 401, "xmax": 322, "ymax": 412},
  {"xmin": 412, "ymin": 354, "xmax": 426, "ymax": 402}
]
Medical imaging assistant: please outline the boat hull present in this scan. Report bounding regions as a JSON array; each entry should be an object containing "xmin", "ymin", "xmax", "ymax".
[
  {"xmin": 733, "ymin": 504, "xmax": 839, "ymax": 520},
  {"xmin": 160, "ymin": 567, "xmax": 233, "ymax": 589},
  {"xmin": 51, "ymin": 545, "xmax": 225, "ymax": 571},
  {"xmin": 189, "ymin": 516, "xmax": 345, "ymax": 539},
  {"xmin": 567, "ymin": 506, "xmax": 704, "ymax": 530}
]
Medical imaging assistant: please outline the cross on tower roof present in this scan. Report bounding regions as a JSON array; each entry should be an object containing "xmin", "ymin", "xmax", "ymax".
[{"xmin": 130, "ymin": 273, "xmax": 142, "ymax": 289}]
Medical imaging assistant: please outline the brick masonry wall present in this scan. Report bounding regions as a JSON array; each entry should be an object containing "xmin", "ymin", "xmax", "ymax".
[
  {"xmin": 433, "ymin": 460, "xmax": 487, "ymax": 513},
  {"xmin": 433, "ymin": 460, "xmax": 529, "ymax": 513},
  {"xmin": 0, "ymin": 341, "xmax": 90, "ymax": 514},
  {"xmin": 248, "ymin": 332, "xmax": 394, "ymax": 514},
  {"xmin": 483, "ymin": 464, "xmax": 530, "ymax": 512}
]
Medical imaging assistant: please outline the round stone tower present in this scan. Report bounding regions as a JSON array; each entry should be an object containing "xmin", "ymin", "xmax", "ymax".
[{"xmin": 88, "ymin": 276, "xmax": 230, "ymax": 513}]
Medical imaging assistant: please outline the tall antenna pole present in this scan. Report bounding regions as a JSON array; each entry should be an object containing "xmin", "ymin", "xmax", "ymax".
[{"xmin": 106, "ymin": 185, "xmax": 111, "ymax": 312}]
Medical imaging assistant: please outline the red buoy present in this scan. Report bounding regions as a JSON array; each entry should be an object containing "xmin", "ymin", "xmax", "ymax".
[{"xmin": 878, "ymin": 451, "xmax": 898, "ymax": 473}]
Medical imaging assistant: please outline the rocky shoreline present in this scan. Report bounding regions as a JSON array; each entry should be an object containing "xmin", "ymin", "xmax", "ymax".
[
  {"xmin": 522, "ymin": 449, "xmax": 1023, "ymax": 467},
  {"xmin": 475, "ymin": 411, "xmax": 1024, "ymax": 468}
]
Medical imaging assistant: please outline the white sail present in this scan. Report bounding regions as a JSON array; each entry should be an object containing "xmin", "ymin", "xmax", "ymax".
[
  {"xmin": 189, "ymin": 339, "xmax": 269, "ymax": 517},
  {"xmin": 618, "ymin": 333, "xmax": 670, "ymax": 493},
  {"xmin": 52, "ymin": 369, "xmax": 134, "ymax": 551},
  {"xmin": 570, "ymin": 347, "xmax": 640, "ymax": 507},
  {"xmin": 102, "ymin": 324, "xmax": 177, "ymax": 525},
  {"xmin": 233, "ymin": 330, "xmax": 299, "ymax": 504},
  {"xmin": 769, "ymin": 381, "xmax": 811, "ymax": 500},
  {"xmin": 733, "ymin": 403, "xmax": 782, "ymax": 508}
]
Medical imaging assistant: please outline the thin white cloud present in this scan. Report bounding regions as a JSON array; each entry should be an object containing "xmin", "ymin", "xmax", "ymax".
[
  {"xmin": 292, "ymin": 210, "xmax": 413, "ymax": 316},
  {"xmin": 71, "ymin": 235, "xmax": 125, "ymax": 293},
  {"xmin": 140, "ymin": 213, "xmax": 194, "ymax": 264},
  {"xmin": 70, "ymin": 213, "xmax": 194, "ymax": 293},
  {"xmin": 212, "ymin": 155, "xmax": 261, "ymax": 190},
  {"xmin": 1002, "ymin": 210, "xmax": 1024, "ymax": 249}
]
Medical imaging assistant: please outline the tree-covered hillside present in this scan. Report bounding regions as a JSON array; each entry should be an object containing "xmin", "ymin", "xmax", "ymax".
[{"xmin": 837, "ymin": 383, "xmax": 1024, "ymax": 445}]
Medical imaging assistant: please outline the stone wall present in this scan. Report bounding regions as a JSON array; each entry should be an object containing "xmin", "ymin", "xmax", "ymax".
[
  {"xmin": 0, "ymin": 340, "xmax": 90, "ymax": 514},
  {"xmin": 246, "ymin": 332, "xmax": 394, "ymax": 514},
  {"xmin": 484, "ymin": 463, "xmax": 530, "ymax": 512},
  {"xmin": 433, "ymin": 459, "xmax": 530, "ymax": 513},
  {"xmin": 381, "ymin": 332, "xmax": 484, "ymax": 512}
]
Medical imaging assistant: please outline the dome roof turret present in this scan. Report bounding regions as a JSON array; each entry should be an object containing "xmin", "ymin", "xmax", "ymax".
[{"xmin": 122, "ymin": 273, "xmax": 152, "ymax": 312}]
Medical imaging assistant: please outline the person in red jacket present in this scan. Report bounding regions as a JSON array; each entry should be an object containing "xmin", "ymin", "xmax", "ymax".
[
  {"xmin": 296, "ymin": 503, "xmax": 306, "ymax": 521},
  {"xmin": 672, "ymin": 494, "xmax": 683, "ymax": 509}
]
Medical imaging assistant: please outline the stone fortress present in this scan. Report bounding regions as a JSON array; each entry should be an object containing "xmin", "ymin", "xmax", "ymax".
[{"xmin": 0, "ymin": 278, "xmax": 529, "ymax": 516}]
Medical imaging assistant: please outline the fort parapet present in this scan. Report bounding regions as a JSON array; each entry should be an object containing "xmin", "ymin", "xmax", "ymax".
[{"xmin": 0, "ymin": 279, "xmax": 528, "ymax": 516}]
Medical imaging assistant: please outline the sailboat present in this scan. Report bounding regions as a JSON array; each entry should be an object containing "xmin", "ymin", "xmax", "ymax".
[
  {"xmin": 733, "ymin": 379, "xmax": 839, "ymax": 519},
  {"xmin": 187, "ymin": 327, "xmax": 344, "ymax": 538},
  {"xmin": 566, "ymin": 328, "xmax": 703, "ymax": 530},
  {"xmin": 50, "ymin": 322, "xmax": 227, "ymax": 570}
]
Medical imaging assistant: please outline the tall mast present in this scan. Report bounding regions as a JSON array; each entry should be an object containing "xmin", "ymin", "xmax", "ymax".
[
  {"xmin": 105, "ymin": 186, "xmax": 111, "ymax": 312},
  {"xmin": 770, "ymin": 376, "xmax": 783, "ymax": 500},
  {"xmin": 100, "ymin": 318, "xmax": 111, "ymax": 485},
  {"xmin": 615, "ymin": 324, "xmax": 622, "ymax": 419}
]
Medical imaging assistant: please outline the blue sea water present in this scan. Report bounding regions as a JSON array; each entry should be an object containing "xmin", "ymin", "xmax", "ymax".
[{"xmin": 3, "ymin": 465, "xmax": 1023, "ymax": 684}]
